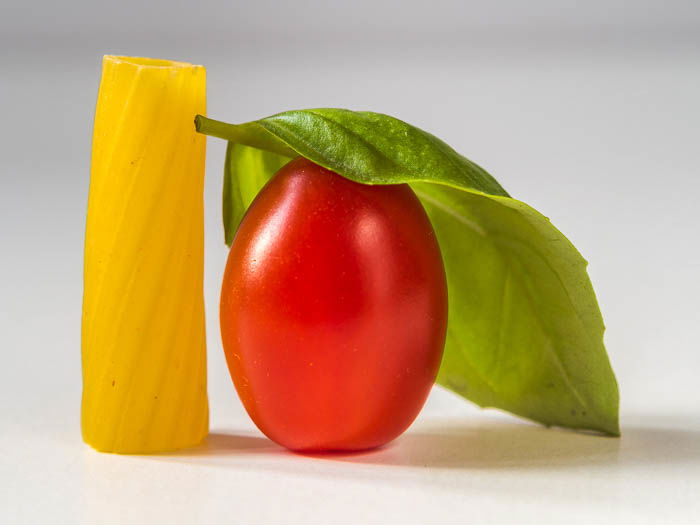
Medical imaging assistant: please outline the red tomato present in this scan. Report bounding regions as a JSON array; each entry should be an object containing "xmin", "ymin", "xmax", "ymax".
[{"xmin": 220, "ymin": 157, "xmax": 448, "ymax": 451}]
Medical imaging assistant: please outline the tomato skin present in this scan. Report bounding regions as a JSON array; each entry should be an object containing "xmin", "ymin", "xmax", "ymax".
[{"xmin": 220, "ymin": 157, "xmax": 448, "ymax": 451}]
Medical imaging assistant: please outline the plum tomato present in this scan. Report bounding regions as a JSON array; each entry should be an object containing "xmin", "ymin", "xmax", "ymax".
[{"xmin": 220, "ymin": 157, "xmax": 448, "ymax": 451}]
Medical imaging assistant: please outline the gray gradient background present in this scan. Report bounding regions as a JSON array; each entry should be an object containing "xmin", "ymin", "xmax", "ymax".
[{"xmin": 1, "ymin": 1, "xmax": 699, "ymax": 523}]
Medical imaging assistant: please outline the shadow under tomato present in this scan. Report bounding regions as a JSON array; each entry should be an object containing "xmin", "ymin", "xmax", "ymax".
[
  {"xmin": 147, "ymin": 417, "xmax": 700, "ymax": 473},
  {"xmin": 303, "ymin": 419, "xmax": 700, "ymax": 470}
]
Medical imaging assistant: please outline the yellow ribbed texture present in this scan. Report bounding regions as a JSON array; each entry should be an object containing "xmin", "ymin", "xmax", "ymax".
[{"xmin": 81, "ymin": 56, "xmax": 208, "ymax": 453}]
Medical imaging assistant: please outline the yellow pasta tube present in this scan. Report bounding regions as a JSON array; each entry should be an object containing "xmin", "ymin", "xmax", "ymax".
[{"xmin": 81, "ymin": 56, "xmax": 208, "ymax": 453}]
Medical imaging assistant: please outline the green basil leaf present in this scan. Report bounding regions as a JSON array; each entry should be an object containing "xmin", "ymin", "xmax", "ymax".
[
  {"xmin": 223, "ymin": 143, "xmax": 291, "ymax": 245},
  {"xmin": 413, "ymin": 182, "xmax": 618, "ymax": 435},
  {"xmin": 196, "ymin": 110, "xmax": 619, "ymax": 436}
]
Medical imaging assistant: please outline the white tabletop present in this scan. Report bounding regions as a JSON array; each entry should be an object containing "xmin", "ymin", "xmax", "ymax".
[
  {"xmin": 3, "ymin": 388, "xmax": 700, "ymax": 525},
  {"xmin": 2, "ymin": 13, "xmax": 700, "ymax": 523}
]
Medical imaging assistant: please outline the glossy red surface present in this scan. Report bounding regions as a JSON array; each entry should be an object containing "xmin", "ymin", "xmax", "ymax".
[{"xmin": 220, "ymin": 158, "xmax": 448, "ymax": 451}]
